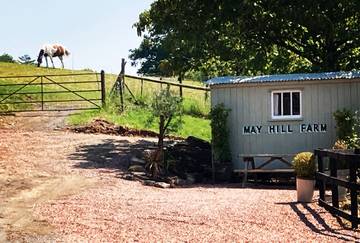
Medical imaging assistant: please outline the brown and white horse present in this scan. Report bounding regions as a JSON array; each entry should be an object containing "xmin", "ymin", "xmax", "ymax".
[{"xmin": 37, "ymin": 44, "xmax": 70, "ymax": 68}]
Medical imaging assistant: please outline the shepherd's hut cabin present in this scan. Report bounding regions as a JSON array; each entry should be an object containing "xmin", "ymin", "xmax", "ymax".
[{"xmin": 207, "ymin": 71, "xmax": 360, "ymax": 171}]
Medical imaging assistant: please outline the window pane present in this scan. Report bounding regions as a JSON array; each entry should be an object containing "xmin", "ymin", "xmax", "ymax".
[
  {"xmin": 292, "ymin": 92, "xmax": 300, "ymax": 115},
  {"xmin": 283, "ymin": 92, "xmax": 291, "ymax": 115},
  {"xmin": 273, "ymin": 93, "xmax": 281, "ymax": 116}
]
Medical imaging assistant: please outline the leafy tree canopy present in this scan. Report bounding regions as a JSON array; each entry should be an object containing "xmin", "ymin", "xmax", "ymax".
[
  {"xmin": 0, "ymin": 53, "xmax": 15, "ymax": 63},
  {"xmin": 131, "ymin": 0, "xmax": 360, "ymax": 77}
]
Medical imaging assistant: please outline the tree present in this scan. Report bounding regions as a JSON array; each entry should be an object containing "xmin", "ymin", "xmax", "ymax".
[
  {"xmin": 150, "ymin": 87, "xmax": 183, "ymax": 151},
  {"xmin": 145, "ymin": 87, "xmax": 183, "ymax": 176},
  {"xmin": 18, "ymin": 55, "xmax": 35, "ymax": 65},
  {"xmin": 0, "ymin": 53, "xmax": 15, "ymax": 63},
  {"xmin": 129, "ymin": 36, "xmax": 169, "ymax": 76},
  {"xmin": 133, "ymin": 0, "xmax": 360, "ymax": 76}
]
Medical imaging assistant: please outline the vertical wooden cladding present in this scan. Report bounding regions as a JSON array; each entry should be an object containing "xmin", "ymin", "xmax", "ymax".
[{"xmin": 211, "ymin": 79, "xmax": 360, "ymax": 169}]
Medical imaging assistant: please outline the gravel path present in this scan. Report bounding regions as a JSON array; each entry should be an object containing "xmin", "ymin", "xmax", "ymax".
[{"xmin": 0, "ymin": 113, "xmax": 359, "ymax": 242}]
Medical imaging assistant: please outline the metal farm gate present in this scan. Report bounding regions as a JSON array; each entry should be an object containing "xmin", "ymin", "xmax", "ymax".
[{"xmin": 0, "ymin": 71, "xmax": 105, "ymax": 112}]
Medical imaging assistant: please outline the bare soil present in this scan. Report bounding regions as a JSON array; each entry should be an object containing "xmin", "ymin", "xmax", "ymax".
[{"xmin": 0, "ymin": 112, "xmax": 359, "ymax": 242}]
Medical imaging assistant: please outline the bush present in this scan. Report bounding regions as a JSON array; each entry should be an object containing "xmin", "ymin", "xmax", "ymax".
[
  {"xmin": 333, "ymin": 109, "xmax": 360, "ymax": 148},
  {"xmin": 210, "ymin": 103, "xmax": 231, "ymax": 162},
  {"xmin": 0, "ymin": 53, "xmax": 15, "ymax": 63},
  {"xmin": 293, "ymin": 152, "xmax": 316, "ymax": 179}
]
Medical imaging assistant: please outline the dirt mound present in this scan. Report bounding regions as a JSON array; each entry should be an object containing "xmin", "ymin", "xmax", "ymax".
[{"xmin": 70, "ymin": 119, "xmax": 161, "ymax": 138}]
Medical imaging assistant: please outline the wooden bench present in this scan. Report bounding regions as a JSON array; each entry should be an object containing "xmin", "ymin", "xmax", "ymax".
[{"xmin": 235, "ymin": 154, "xmax": 295, "ymax": 183}]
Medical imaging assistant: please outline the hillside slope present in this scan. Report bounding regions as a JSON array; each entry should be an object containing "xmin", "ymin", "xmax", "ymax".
[{"xmin": 0, "ymin": 63, "xmax": 211, "ymax": 141}]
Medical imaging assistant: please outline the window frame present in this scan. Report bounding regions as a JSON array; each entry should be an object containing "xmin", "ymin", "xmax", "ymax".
[{"xmin": 271, "ymin": 90, "xmax": 302, "ymax": 120}]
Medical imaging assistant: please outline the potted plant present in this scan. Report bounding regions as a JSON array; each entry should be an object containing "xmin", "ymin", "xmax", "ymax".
[{"xmin": 293, "ymin": 152, "xmax": 316, "ymax": 203}]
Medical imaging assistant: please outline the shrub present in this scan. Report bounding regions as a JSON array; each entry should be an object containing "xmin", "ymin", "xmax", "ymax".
[
  {"xmin": 0, "ymin": 53, "xmax": 15, "ymax": 63},
  {"xmin": 333, "ymin": 109, "xmax": 360, "ymax": 148},
  {"xmin": 210, "ymin": 103, "xmax": 231, "ymax": 162},
  {"xmin": 293, "ymin": 152, "xmax": 316, "ymax": 179}
]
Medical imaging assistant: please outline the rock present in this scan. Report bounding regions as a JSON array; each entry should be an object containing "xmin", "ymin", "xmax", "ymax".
[
  {"xmin": 185, "ymin": 173, "xmax": 196, "ymax": 184},
  {"xmin": 186, "ymin": 136, "xmax": 211, "ymax": 150},
  {"xmin": 143, "ymin": 180, "xmax": 156, "ymax": 187},
  {"xmin": 128, "ymin": 165, "xmax": 146, "ymax": 173},
  {"xmin": 130, "ymin": 156, "xmax": 146, "ymax": 165},
  {"xmin": 175, "ymin": 178, "xmax": 189, "ymax": 186},
  {"xmin": 143, "ymin": 180, "xmax": 171, "ymax": 189},
  {"xmin": 122, "ymin": 174, "xmax": 134, "ymax": 181},
  {"xmin": 166, "ymin": 138, "xmax": 212, "ymax": 178},
  {"xmin": 132, "ymin": 172, "xmax": 151, "ymax": 180},
  {"xmin": 154, "ymin": 182, "xmax": 171, "ymax": 189}
]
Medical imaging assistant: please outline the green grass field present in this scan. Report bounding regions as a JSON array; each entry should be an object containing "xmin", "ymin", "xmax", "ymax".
[{"xmin": 0, "ymin": 62, "xmax": 211, "ymax": 141}]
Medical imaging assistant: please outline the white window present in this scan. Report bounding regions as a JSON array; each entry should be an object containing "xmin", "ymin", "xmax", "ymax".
[{"xmin": 271, "ymin": 90, "xmax": 302, "ymax": 119}]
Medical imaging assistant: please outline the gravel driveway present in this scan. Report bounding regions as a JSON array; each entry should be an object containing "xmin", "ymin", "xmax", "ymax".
[{"xmin": 0, "ymin": 112, "xmax": 359, "ymax": 242}]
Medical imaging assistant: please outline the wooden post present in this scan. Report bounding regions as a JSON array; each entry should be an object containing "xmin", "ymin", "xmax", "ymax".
[
  {"xmin": 119, "ymin": 58, "xmax": 126, "ymax": 112},
  {"xmin": 317, "ymin": 154, "xmax": 325, "ymax": 201},
  {"xmin": 330, "ymin": 157, "xmax": 339, "ymax": 209},
  {"xmin": 121, "ymin": 58, "xmax": 126, "ymax": 91},
  {"xmin": 140, "ymin": 79, "xmax": 143, "ymax": 97},
  {"xmin": 40, "ymin": 76, "xmax": 44, "ymax": 111},
  {"xmin": 178, "ymin": 74, "xmax": 183, "ymax": 97},
  {"xmin": 349, "ymin": 158, "xmax": 358, "ymax": 228},
  {"xmin": 100, "ymin": 70, "xmax": 106, "ymax": 108}
]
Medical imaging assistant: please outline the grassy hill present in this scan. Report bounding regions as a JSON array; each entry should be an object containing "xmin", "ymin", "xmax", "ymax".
[{"xmin": 0, "ymin": 63, "xmax": 211, "ymax": 141}]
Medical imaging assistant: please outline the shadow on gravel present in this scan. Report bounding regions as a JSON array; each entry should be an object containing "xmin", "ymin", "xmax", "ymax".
[
  {"xmin": 70, "ymin": 138, "xmax": 155, "ymax": 173},
  {"xmin": 173, "ymin": 183, "xmax": 296, "ymax": 190},
  {"xmin": 276, "ymin": 202, "xmax": 359, "ymax": 241}
]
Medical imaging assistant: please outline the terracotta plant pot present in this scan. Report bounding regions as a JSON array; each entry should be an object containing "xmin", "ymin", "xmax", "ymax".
[{"xmin": 296, "ymin": 177, "xmax": 315, "ymax": 203}]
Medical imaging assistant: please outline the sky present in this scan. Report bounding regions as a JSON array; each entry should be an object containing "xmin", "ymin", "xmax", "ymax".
[{"xmin": 0, "ymin": 0, "xmax": 153, "ymax": 74}]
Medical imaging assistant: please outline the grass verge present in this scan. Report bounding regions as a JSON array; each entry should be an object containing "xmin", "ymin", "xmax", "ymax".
[{"xmin": 68, "ymin": 105, "xmax": 211, "ymax": 141}]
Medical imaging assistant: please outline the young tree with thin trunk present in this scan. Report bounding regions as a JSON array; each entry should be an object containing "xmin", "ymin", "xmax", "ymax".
[{"xmin": 146, "ymin": 87, "xmax": 183, "ymax": 177}]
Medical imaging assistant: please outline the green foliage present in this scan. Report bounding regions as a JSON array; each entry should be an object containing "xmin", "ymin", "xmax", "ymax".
[
  {"xmin": 129, "ymin": 36, "xmax": 170, "ymax": 76},
  {"xmin": 333, "ymin": 109, "xmax": 360, "ymax": 149},
  {"xmin": 210, "ymin": 103, "xmax": 231, "ymax": 162},
  {"xmin": 293, "ymin": 152, "xmax": 316, "ymax": 179},
  {"xmin": 133, "ymin": 0, "xmax": 360, "ymax": 76},
  {"xmin": 0, "ymin": 53, "xmax": 15, "ymax": 63},
  {"xmin": 147, "ymin": 87, "xmax": 183, "ymax": 149}
]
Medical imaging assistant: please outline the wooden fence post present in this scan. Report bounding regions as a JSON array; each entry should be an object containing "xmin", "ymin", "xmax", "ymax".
[
  {"xmin": 317, "ymin": 154, "xmax": 325, "ymax": 201},
  {"xmin": 330, "ymin": 157, "xmax": 339, "ymax": 209},
  {"xmin": 140, "ymin": 79, "xmax": 143, "ymax": 97},
  {"xmin": 40, "ymin": 76, "xmax": 44, "ymax": 111},
  {"xmin": 119, "ymin": 58, "xmax": 126, "ymax": 111},
  {"xmin": 100, "ymin": 70, "xmax": 106, "ymax": 108},
  {"xmin": 349, "ymin": 159, "xmax": 358, "ymax": 228}
]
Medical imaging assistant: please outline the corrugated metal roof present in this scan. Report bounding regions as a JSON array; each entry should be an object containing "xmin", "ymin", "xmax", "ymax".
[{"xmin": 206, "ymin": 71, "xmax": 360, "ymax": 86}]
